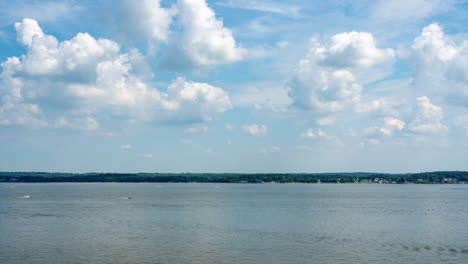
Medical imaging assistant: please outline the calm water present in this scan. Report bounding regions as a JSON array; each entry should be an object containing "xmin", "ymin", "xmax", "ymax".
[{"xmin": 1, "ymin": 183, "xmax": 467, "ymax": 264}]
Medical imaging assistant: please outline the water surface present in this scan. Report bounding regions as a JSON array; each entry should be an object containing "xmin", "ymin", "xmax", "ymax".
[{"xmin": 1, "ymin": 183, "xmax": 467, "ymax": 263}]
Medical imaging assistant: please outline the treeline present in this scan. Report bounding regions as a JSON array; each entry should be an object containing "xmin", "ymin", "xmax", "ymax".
[{"xmin": 0, "ymin": 171, "xmax": 467, "ymax": 183}]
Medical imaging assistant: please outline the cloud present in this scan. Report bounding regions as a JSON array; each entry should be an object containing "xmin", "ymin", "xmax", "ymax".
[
  {"xmin": 379, "ymin": 117, "xmax": 405, "ymax": 135},
  {"xmin": 120, "ymin": 144, "xmax": 132, "ymax": 150},
  {"xmin": 408, "ymin": 96, "xmax": 447, "ymax": 133},
  {"xmin": 371, "ymin": 0, "xmax": 454, "ymax": 22},
  {"xmin": 354, "ymin": 96, "xmax": 402, "ymax": 116},
  {"xmin": 55, "ymin": 116, "xmax": 99, "ymax": 131},
  {"xmin": 363, "ymin": 96, "xmax": 446, "ymax": 143},
  {"xmin": 218, "ymin": 0, "xmax": 302, "ymax": 18},
  {"xmin": 166, "ymin": 77, "xmax": 232, "ymax": 122},
  {"xmin": 300, "ymin": 128, "xmax": 339, "ymax": 143},
  {"xmin": 0, "ymin": 18, "xmax": 232, "ymax": 129},
  {"xmin": 362, "ymin": 96, "xmax": 447, "ymax": 144},
  {"xmin": 300, "ymin": 128, "xmax": 315, "ymax": 138},
  {"xmin": 115, "ymin": 0, "xmax": 176, "ymax": 44},
  {"xmin": 224, "ymin": 123, "xmax": 234, "ymax": 130},
  {"xmin": 317, "ymin": 32, "xmax": 395, "ymax": 69},
  {"xmin": 161, "ymin": 0, "xmax": 246, "ymax": 69},
  {"xmin": 14, "ymin": 18, "xmax": 44, "ymax": 46},
  {"xmin": 243, "ymin": 124, "xmax": 267, "ymax": 136},
  {"xmin": 364, "ymin": 117, "xmax": 405, "ymax": 144},
  {"xmin": 287, "ymin": 32, "xmax": 395, "ymax": 113},
  {"xmin": 0, "ymin": 1, "xmax": 81, "ymax": 26},
  {"xmin": 411, "ymin": 23, "xmax": 468, "ymax": 106}
]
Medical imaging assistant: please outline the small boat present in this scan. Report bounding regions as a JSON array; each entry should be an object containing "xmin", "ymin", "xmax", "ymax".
[
  {"xmin": 18, "ymin": 195, "xmax": 31, "ymax": 199},
  {"xmin": 120, "ymin": 197, "xmax": 132, "ymax": 200}
]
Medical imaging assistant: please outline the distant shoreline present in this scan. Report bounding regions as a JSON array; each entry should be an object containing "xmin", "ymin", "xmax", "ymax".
[
  {"xmin": 1, "ymin": 171, "xmax": 467, "ymax": 184},
  {"xmin": 2, "ymin": 182, "xmax": 467, "ymax": 185}
]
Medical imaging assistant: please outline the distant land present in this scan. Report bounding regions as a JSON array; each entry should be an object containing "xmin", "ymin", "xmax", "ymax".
[{"xmin": 0, "ymin": 171, "xmax": 467, "ymax": 184}]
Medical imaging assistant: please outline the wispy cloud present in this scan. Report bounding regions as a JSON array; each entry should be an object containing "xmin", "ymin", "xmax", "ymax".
[
  {"xmin": 0, "ymin": 0, "xmax": 82, "ymax": 25},
  {"xmin": 218, "ymin": 0, "xmax": 302, "ymax": 18}
]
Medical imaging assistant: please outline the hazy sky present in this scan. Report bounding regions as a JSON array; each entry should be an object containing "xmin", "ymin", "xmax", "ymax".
[{"xmin": 0, "ymin": 0, "xmax": 467, "ymax": 173}]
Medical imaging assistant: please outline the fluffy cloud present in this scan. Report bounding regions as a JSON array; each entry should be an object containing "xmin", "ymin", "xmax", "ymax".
[
  {"xmin": 165, "ymin": 77, "xmax": 232, "ymax": 122},
  {"xmin": 243, "ymin": 124, "xmax": 267, "ymax": 136},
  {"xmin": 364, "ymin": 96, "xmax": 446, "ymax": 144},
  {"xmin": 161, "ymin": 0, "xmax": 246, "ymax": 69},
  {"xmin": 411, "ymin": 23, "xmax": 468, "ymax": 106},
  {"xmin": 364, "ymin": 117, "xmax": 405, "ymax": 141},
  {"xmin": 379, "ymin": 117, "xmax": 405, "ymax": 135},
  {"xmin": 317, "ymin": 32, "xmax": 395, "ymax": 69},
  {"xmin": 363, "ymin": 96, "xmax": 447, "ymax": 145},
  {"xmin": 14, "ymin": 18, "xmax": 44, "ymax": 46},
  {"xmin": 408, "ymin": 96, "xmax": 447, "ymax": 133},
  {"xmin": 287, "ymin": 32, "xmax": 395, "ymax": 113},
  {"xmin": 0, "ymin": 18, "xmax": 232, "ymax": 128},
  {"xmin": 116, "ymin": 0, "xmax": 176, "ymax": 43}
]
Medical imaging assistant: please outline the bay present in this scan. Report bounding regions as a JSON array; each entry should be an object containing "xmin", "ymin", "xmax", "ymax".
[{"xmin": 1, "ymin": 183, "xmax": 467, "ymax": 264}]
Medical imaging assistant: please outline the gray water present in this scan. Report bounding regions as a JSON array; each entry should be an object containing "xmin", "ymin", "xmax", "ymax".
[{"xmin": 1, "ymin": 183, "xmax": 467, "ymax": 264}]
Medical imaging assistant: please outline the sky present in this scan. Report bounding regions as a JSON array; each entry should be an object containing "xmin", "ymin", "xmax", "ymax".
[{"xmin": 0, "ymin": 0, "xmax": 467, "ymax": 173}]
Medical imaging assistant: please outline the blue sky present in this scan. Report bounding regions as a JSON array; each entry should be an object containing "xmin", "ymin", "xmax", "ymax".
[{"xmin": 0, "ymin": 0, "xmax": 467, "ymax": 173}]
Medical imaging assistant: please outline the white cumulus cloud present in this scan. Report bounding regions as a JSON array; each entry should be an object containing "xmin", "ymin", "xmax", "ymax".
[
  {"xmin": 161, "ymin": 0, "xmax": 246, "ymax": 69},
  {"xmin": 287, "ymin": 32, "xmax": 395, "ymax": 113},
  {"xmin": 408, "ymin": 96, "xmax": 447, "ymax": 133},
  {"xmin": 411, "ymin": 23, "xmax": 468, "ymax": 106},
  {"xmin": 380, "ymin": 117, "xmax": 405, "ymax": 136},
  {"xmin": 0, "ymin": 18, "xmax": 232, "ymax": 129},
  {"xmin": 116, "ymin": 0, "xmax": 176, "ymax": 43},
  {"xmin": 14, "ymin": 18, "xmax": 44, "ymax": 46}
]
